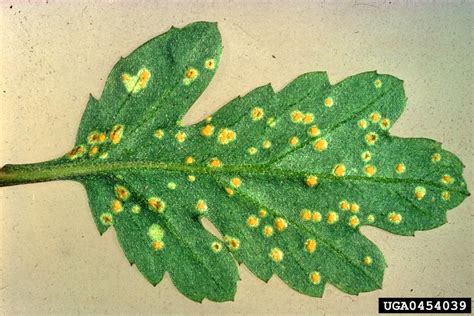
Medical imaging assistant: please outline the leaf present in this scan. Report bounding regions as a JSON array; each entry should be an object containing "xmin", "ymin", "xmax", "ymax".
[{"xmin": 0, "ymin": 21, "xmax": 469, "ymax": 302}]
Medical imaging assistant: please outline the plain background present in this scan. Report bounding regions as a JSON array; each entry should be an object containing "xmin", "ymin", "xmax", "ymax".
[{"xmin": 0, "ymin": 1, "xmax": 472, "ymax": 315}]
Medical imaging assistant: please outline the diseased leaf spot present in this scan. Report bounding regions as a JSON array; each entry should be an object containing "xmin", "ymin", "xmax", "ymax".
[
  {"xmin": 111, "ymin": 199, "xmax": 123, "ymax": 214},
  {"xmin": 324, "ymin": 97, "xmax": 334, "ymax": 107},
  {"xmin": 349, "ymin": 215, "xmax": 360, "ymax": 228},
  {"xmin": 441, "ymin": 174, "xmax": 454, "ymax": 185},
  {"xmin": 309, "ymin": 271, "xmax": 321, "ymax": 285},
  {"xmin": 304, "ymin": 239, "xmax": 317, "ymax": 253},
  {"xmin": 395, "ymin": 163, "xmax": 406, "ymax": 174},
  {"xmin": 270, "ymin": 248, "xmax": 284, "ymax": 262},
  {"xmin": 131, "ymin": 205, "xmax": 141, "ymax": 214},
  {"xmin": 152, "ymin": 241, "xmax": 165, "ymax": 251},
  {"xmin": 200, "ymin": 124, "xmax": 215, "ymax": 137},
  {"xmin": 110, "ymin": 124, "xmax": 124, "ymax": 145},
  {"xmin": 262, "ymin": 225, "xmax": 274, "ymax": 237},
  {"xmin": 267, "ymin": 117, "xmax": 276, "ymax": 128},
  {"xmin": 259, "ymin": 209, "xmax": 268, "ymax": 218},
  {"xmin": 204, "ymin": 59, "xmax": 215, "ymax": 70},
  {"xmin": 175, "ymin": 131, "xmax": 187, "ymax": 143},
  {"xmin": 246, "ymin": 215, "xmax": 260, "ymax": 228},
  {"xmin": 307, "ymin": 125, "xmax": 321, "ymax": 137},
  {"xmin": 87, "ymin": 131, "xmax": 106, "ymax": 144},
  {"xmin": 380, "ymin": 118, "xmax": 391, "ymax": 130},
  {"xmin": 115, "ymin": 185, "xmax": 130, "ymax": 201},
  {"xmin": 154, "ymin": 129, "xmax": 165, "ymax": 139},
  {"xmin": 195, "ymin": 199, "xmax": 208, "ymax": 214},
  {"xmin": 290, "ymin": 110, "xmax": 303, "ymax": 123},
  {"xmin": 183, "ymin": 67, "xmax": 199, "ymax": 85},
  {"xmin": 167, "ymin": 182, "xmax": 177, "ymax": 190},
  {"xmin": 99, "ymin": 152, "xmax": 109, "ymax": 159},
  {"xmin": 148, "ymin": 197, "xmax": 166, "ymax": 213},
  {"xmin": 361, "ymin": 151, "xmax": 372, "ymax": 162},
  {"xmin": 388, "ymin": 212, "xmax": 402, "ymax": 224},
  {"xmin": 262, "ymin": 140, "xmax": 272, "ymax": 149},
  {"xmin": 218, "ymin": 128, "xmax": 236, "ymax": 145},
  {"xmin": 431, "ymin": 153, "xmax": 441, "ymax": 163},
  {"xmin": 369, "ymin": 112, "xmax": 381, "ymax": 123},
  {"xmin": 289, "ymin": 136, "xmax": 299, "ymax": 147},
  {"xmin": 374, "ymin": 79, "xmax": 382, "ymax": 89},
  {"xmin": 350, "ymin": 203, "xmax": 360, "ymax": 213},
  {"xmin": 364, "ymin": 164, "xmax": 377, "ymax": 177},
  {"xmin": 415, "ymin": 186, "xmax": 426, "ymax": 200},
  {"xmin": 339, "ymin": 200, "xmax": 350, "ymax": 211},
  {"xmin": 358, "ymin": 119, "xmax": 368, "ymax": 129},
  {"xmin": 247, "ymin": 147, "xmax": 258, "ymax": 155},
  {"xmin": 365, "ymin": 132, "xmax": 378, "ymax": 146},
  {"xmin": 230, "ymin": 177, "xmax": 241, "ymax": 188},
  {"xmin": 185, "ymin": 156, "xmax": 194, "ymax": 165},
  {"xmin": 209, "ymin": 158, "xmax": 222, "ymax": 168},
  {"xmin": 67, "ymin": 145, "xmax": 86, "ymax": 160},
  {"xmin": 313, "ymin": 138, "xmax": 328, "ymax": 152},
  {"xmin": 225, "ymin": 187, "xmax": 234, "ymax": 197},
  {"xmin": 224, "ymin": 236, "xmax": 240, "ymax": 251},
  {"xmin": 333, "ymin": 164, "xmax": 346, "ymax": 177},
  {"xmin": 441, "ymin": 191, "xmax": 450, "ymax": 201},
  {"xmin": 274, "ymin": 217, "xmax": 288, "ymax": 232},
  {"xmin": 100, "ymin": 212, "xmax": 113, "ymax": 226},
  {"xmin": 251, "ymin": 107, "xmax": 265, "ymax": 121},
  {"xmin": 300, "ymin": 209, "xmax": 312, "ymax": 221},
  {"xmin": 187, "ymin": 175, "xmax": 196, "ymax": 182},
  {"xmin": 121, "ymin": 68, "xmax": 151, "ymax": 93},
  {"xmin": 211, "ymin": 242, "xmax": 222, "ymax": 253},
  {"xmin": 305, "ymin": 175, "xmax": 318, "ymax": 187},
  {"xmin": 367, "ymin": 214, "xmax": 375, "ymax": 223},
  {"xmin": 363, "ymin": 256, "xmax": 373, "ymax": 266},
  {"xmin": 302, "ymin": 113, "xmax": 314, "ymax": 124},
  {"xmin": 326, "ymin": 211, "xmax": 339, "ymax": 224},
  {"xmin": 312, "ymin": 211, "xmax": 322, "ymax": 222},
  {"xmin": 89, "ymin": 146, "xmax": 99, "ymax": 156}
]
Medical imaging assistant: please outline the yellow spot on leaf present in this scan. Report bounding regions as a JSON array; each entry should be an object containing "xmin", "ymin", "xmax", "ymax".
[
  {"xmin": 167, "ymin": 182, "xmax": 176, "ymax": 190},
  {"xmin": 308, "ymin": 125, "xmax": 321, "ymax": 137},
  {"xmin": 274, "ymin": 217, "xmax": 288, "ymax": 232},
  {"xmin": 374, "ymin": 79, "xmax": 382, "ymax": 89},
  {"xmin": 361, "ymin": 151, "xmax": 372, "ymax": 162},
  {"xmin": 100, "ymin": 212, "xmax": 113, "ymax": 226},
  {"xmin": 358, "ymin": 119, "xmax": 368, "ymax": 129},
  {"xmin": 431, "ymin": 153, "xmax": 441, "ymax": 163},
  {"xmin": 350, "ymin": 203, "xmax": 360, "ymax": 213},
  {"xmin": 339, "ymin": 200, "xmax": 350, "ymax": 211},
  {"xmin": 148, "ymin": 197, "xmax": 166, "ymax": 213},
  {"xmin": 185, "ymin": 156, "xmax": 194, "ymax": 165},
  {"xmin": 309, "ymin": 271, "xmax": 321, "ymax": 285},
  {"xmin": 187, "ymin": 175, "xmax": 196, "ymax": 182},
  {"xmin": 115, "ymin": 185, "xmax": 130, "ymax": 201},
  {"xmin": 312, "ymin": 211, "xmax": 322, "ymax": 222},
  {"xmin": 305, "ymin": 239, "xmax": 317, "ymax": 253},
  {"xmin": 324, "ymin": 97, "xmax": 334, "ymax": 107},
  {"xmin": 175, "ymin": 131, "xmax": 187, "ymax": 143},
  {"xmin": 313, "ymin": 138, "xmax": 328, "ymax": 152},
  {"xmin": 291, "ymin": 110, "xmax": 303, "ymax": 123},
  {"xmin": 131, "ymin": 205, "xmax": 141, "ymax": 214},
  {"xmin": 364, "ymin": 164, "xmax": 377, "ymax": 177},
  {"xmin": 441, "ymin": 174, "xmax": 454, "ymax": 185},
  {"xmin": 251, "ymin": 107, "xmax": 264, "ymax": 121},
  {"xmin": 67, "ymin": 145, "xmax": 86, "ymax": 160},
  {"xmin": 363, "ymin": 256, "xmax": 373, "ymax": 265},
  {"xmin": 89, "ymin": 146, "xmax": 99, "ymax": 156},
  {"xmin": 267, "ymin": 117, "xmax": 276, "ymax": 128},
  {"xmin": 388, "ymin": 212, "xmax": 402, "ymax": 224},
  {"xmin": 303, "ymin": 113, "xmax": 314, "ymax": 124},
  {"xmin": 200, "ymin": 124, "xmax": 215, "ymax": 137},
  {"xmin": 218, "ymin": 128, "xmax": 236, "ymax": 145},
  {"xmin": 380, "ymin": 118, "xmax": 391, "ymax": 130},
  {"xmin": 154, "ymin": 129, "xmax": 164, "ymax": 139},
  {"xmin": 246, "ymin": 215, "xmax": 260, "ymax": 228},
  {"xmin": 415, "ymin": 186, "xmax": 426, "ymax": 200},
  {"xmin": 209, "ymin": 158, "xmax": 222, "ymax": 168},
  {"xmin": 110, "ymin": 124, "xmax": 124, "ymax": 145},
  {"xmin": 365, "ymin": 132, "xmax": 378, "ymax": 146},
  {"xmin": 270, "ymin": 248, "xmax": 284, "ymax": 262},
  {"xmin": 300, "ymin": 209, "xmax": 312, "ymax": 221},
  {"xmin": 230, "ymin": 177, "xmax": 241, "ymax": 188},
  {"xmin": 87, "ymin": 131, "xmax": 106, "ymax": 144},
  {"xmin": 369, "ymin": 112, "xmax": 381, "ymax": 123},
  {"xmin": 441, "ymin": 191, "xmax": 450, "ymax": 201},
  {"xmin": 99, "ymin": 152, "xmax": 109, "ymax": 159},
  {"xmin": 367, "ymin": 214, "xmax": 375, "ymax": 223},
  {"xmin": 333, "ymin": 164, "xmax": 346, "ymax": 177},
  {"xmin": 195, "ymin": 199, "xmax": 208, "ymax": 214},
  {"xmin": 262, "ymin": 140, "xmax": 272, "ymax": 149},
  {"xmin": 395, "ymin": 163, "xmax": 406, "ymax": 174},
  {"xmin": 289, "ymin": 136, "xmax": 299, "ymax": 147},
  {"xmin": 184, "ymin": 67, "xmax": 199, "ymax": 83},
  {"xmin": 225, "ymin": 187, "xmax": 234, "ymax": 197},
  {"xmin": 111, "ymin": 199, "xmax": 123, "ymax": 214},
  {"xmin": 211, "ymin": 242, "xmax": 222, "ymax": 253},
  {"xmin": 148, "ymin": 224, "xmax": 164, "ymax": 241},
  {"xmin": 327, "ymin": 211, "xmax": 339, "ymax": 224},
  {"xmin": 349, "ymin": 215, "xmax": 360, "ymax": 228},
  {"xmin": 263, "ymin": 225, "xmax": 274, "ymax": 237},
  {"xmin": 259, "ymin": 209, "xmax": 267, "ymax": 218},
  {"xmin": 248, "ymin": 147, "xmax": 258, "ymax": 155},
  {"xmin": 204, "ymin": 59, "xmax": 215, "ymax": 70},
  {"xmin": 121, "ymin": 68, "xmax": 151, "ymax": 93},
  {"xmin": 224, "ymin": 236, "xmax": 240, "ymax": 251},
  {"xmin": 305, "ymin": 175, "xmax": 318, "ymax": 187},
  {"xmin": 152, "ymin": 241, "xmax": 165, "ymax": 251}
]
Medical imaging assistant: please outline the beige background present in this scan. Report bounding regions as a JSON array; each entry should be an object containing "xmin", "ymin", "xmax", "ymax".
[{"xmin": 0, "ymin": 1, "xmax": 472, "ymax": 315}]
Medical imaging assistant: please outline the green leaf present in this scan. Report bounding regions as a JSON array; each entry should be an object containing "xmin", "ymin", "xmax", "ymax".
[{"xmin": 0, "ymin": 21, "xmax": 469, "ymax": 302}]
